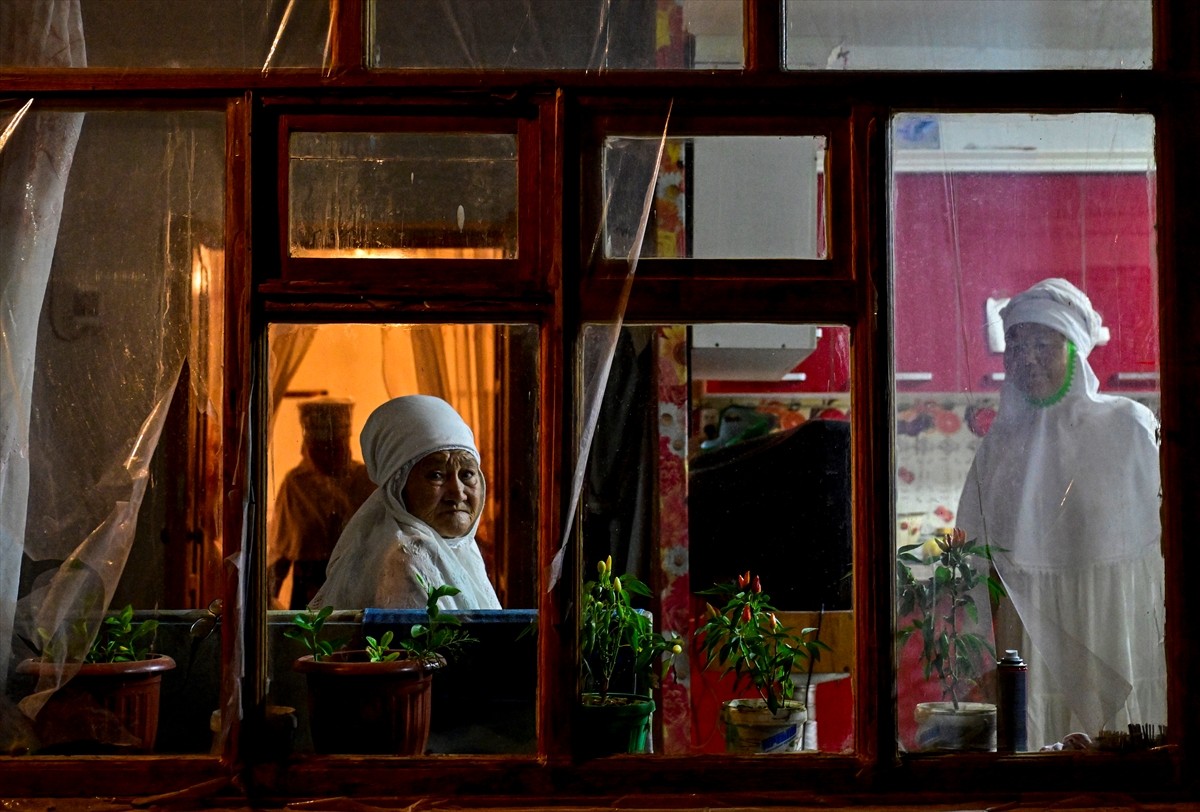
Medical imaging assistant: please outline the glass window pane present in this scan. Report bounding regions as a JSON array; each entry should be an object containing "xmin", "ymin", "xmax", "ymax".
[
  {"xmin": 369, "ymin": 0, "xmax": 743, "ymax": 70},
  {"xmin": 604, "ymin": 136, "xmax": 827, "ymax": 260},
  {"xmin": 891, "ymin": 113, "xmax": 1164, "ymax": 755},
  {"xmin": 3, "ymin": 108, "xmax": 226, "ymax": 755},
  {"xmin": 786, "ymin": 0, "xmax": 1151, "ymax": 71},
  {"xmin": 288, "ymin": 132, "xmax": 519, "ymax": 259},
  {"xmin": 578, "ymin": 323, "xmax": 853, "ymax": 755},
  {"xmin": 0, "ymin": 0, "xmax": 330, "ymax": 70},
  {"xmin": 266, "ymin": 322, "xmax": 539, "ymax": 755}
]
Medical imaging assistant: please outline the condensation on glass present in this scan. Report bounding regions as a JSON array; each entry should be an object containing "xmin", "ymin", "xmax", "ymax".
[
  {"xmin": 890, "ymin": 112, "xmax": 1163, "ymax": 755},
  {"xmin": 1, "ymin": 107, "xmax": 227, "ymax": 755},
  {"xmin": 603, "ymin": 136, "xmax": 828, "ymax": 261},
  {"xmin": 785, "ymin": 0, "xmax": 1151, "ymax": 71},
  {"xmin": 288, "ymin": 132, "xmax": 519, "ymax": 259},
  {"xmin": 264, "ymin": 321, "xmax": 540, "ymax": 755},
  {"xmin": 577, "ymin": 322, "xmax": 854, "ymax": 754},
  {"xmin": 0, "ymin": 0, "xmax": 331, "ymax": 70},
  {"xmin": 369, "ymin": 0, "xmax": 743, "ymax": 70}
]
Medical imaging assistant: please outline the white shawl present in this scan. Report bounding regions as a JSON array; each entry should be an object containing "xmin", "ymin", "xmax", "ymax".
[
  {"xmin": 956, "ymin": 279, "xmax": 1165, "ymax": 747},
  {"xmin": 311, "ymin": 395, "xmax": 501, "ymax": 610}
]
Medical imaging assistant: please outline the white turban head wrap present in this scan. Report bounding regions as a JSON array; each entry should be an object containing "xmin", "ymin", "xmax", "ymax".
[
  {"xmin": 360, "ymin": 395, "xmax": 480, "ymax": 500},
  {"xmin": 1000, "ymin": 277, "xmax": 1104, "ymax": 358}
]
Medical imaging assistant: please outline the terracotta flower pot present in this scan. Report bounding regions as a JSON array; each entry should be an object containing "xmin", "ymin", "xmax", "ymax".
[
  {"xmin": 720, "ymin": 698, "xmax": 807, "ymax": 753},
  {"xmin": 294, "ymin": 650, "xmax": 444, "ymax": 755},
  {"xmin": 17, "ymin": 654, "xmax": 176, "ymax": 753}
]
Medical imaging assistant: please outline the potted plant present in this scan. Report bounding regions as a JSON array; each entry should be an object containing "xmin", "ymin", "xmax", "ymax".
[
  {"xmin": 577, "ymin": 556, "xmax": 680, "ymax": 757},
  {"xmin": 17, "ymin": 603, "xmax": 176, "ymax": 753},
  {"xmin": 896, "ymin": 527, "xmax": 1006, "ymax": 751},
  {"xmin": 290, "ymin": 575, "xmax": 476, "ymax": 755},
  {"xmin": 694, "ymin": 572, "xmax": 828, "ymax": 753}
]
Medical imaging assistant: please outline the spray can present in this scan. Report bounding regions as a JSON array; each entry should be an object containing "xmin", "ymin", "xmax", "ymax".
[{"xmin": 997, "ymin": 649, "xmax": 1028, "ymax": 752}]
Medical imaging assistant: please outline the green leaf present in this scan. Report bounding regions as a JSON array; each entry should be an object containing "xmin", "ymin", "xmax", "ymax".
[{"xmin": 621, "ymin": 577, "xmax": 652, "ymax": 597}]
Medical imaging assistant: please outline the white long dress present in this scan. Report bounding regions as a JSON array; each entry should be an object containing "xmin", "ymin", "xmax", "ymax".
[{"xmin": 957, "ymin": 353, "xmax": 1165, "ymax": 748}]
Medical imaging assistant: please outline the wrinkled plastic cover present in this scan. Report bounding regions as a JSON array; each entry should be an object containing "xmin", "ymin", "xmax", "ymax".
[
  {"xmin": 1, "ymin": 99, "xmax": 228, "ymax": 750},
  {"xmin": 0, "ymin": 0, "xmax": 332, "ymax": 72},
  {"xmin": 370, "ymin": 0, "xmax": 739, "ymax": 71},
  {"xmin": 2, "ymin": 0, "xmax": 230, "ymax": 756},
  {"xmin": 549, "ymin": 106, "xmax": 670, "ymax": 591}
]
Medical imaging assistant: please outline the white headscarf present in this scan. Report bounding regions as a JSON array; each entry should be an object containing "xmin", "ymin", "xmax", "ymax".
[
  {"xmin": 998, "ymin": 277, "xmax": 1106, "ymax": 359},
  {"xmin": 311, "ymin": 395, "xmax": 501, "ymax": 610},
  {"xmin": 956, "ymin": 279, "xmax": 1165, "ymax": 746}
]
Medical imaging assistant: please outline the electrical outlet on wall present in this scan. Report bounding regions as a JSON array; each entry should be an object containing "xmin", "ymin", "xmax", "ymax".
[{"xmin": 50, "ymin": 282, "xmax": 102, "ymax": 340}]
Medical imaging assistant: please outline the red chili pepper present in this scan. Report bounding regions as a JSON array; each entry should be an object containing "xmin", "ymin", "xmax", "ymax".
[
  {"xmin": 752, "ymin": 575, "xmax": 762, "ymax": 593},
  {"xmin": 736, "ymin": 572, "xmax": 748, "ymax": 589},
  {"xmin": 740, "ymin": 605, "xmax": 752, "ymax": 624}
]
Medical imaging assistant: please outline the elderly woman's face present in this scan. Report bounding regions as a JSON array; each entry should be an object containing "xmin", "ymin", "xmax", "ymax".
[
  {"xmin": 402, "ymin": 450, "xmax": 484, "ymax": 538},
  {"xmin": 1004, "ymin": 322, "xmax": 1069, "ymax": 400}
]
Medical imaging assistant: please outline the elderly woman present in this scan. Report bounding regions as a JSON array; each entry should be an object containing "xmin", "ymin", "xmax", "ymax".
[
  {"xmin": 311, "ymin": 395, "xmax": 501, "ymax": 610},
  {"xmin": 956, "ymin": 278, "xmax": 1165, "ymax": 749}
]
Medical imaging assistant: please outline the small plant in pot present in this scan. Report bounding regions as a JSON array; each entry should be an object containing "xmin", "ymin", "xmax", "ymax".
[
  {"xmin": 694, "ymin": 572, "xmax": 828, "ymax": 753},
  {"xmin": 897, "ymin": 527, "xmax": 1006, "ymax": 751},
  {"xmin": 290, "ymin": 574, "xmax": 476, "ymax": 755},
  {"xmin": 17, "ymin": 603, "xmax": 176, "ymax": 753},
  {"xmin": 577, "ymin": 556, "xmax": 680, "ymax": 757}
]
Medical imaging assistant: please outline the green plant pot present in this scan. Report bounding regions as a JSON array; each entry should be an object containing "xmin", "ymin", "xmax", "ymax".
[
  {"xmin": 720, "ymin": 697, "xmax": 807, "ymax": 753},
  {"xmin": 914, "ymin": 700, "xmax": 997, "ymax": 752},
  {"xmin": 576, "ymin": 693, "xmax": 655, "ymax": 757},
  {"xmin": 294, "ymin": 650, "xmax": 443, "ymax": 755}
]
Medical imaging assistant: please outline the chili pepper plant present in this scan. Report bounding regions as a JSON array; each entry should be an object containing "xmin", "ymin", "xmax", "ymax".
[{"xmin": 694, "ymin": 572, "xmax": 828, "ymax": 715}]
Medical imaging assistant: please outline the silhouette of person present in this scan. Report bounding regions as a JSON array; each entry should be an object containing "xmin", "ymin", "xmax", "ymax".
[{"xmin": 269, "ymin": 397, "xmax": 375, "ymax": 609}]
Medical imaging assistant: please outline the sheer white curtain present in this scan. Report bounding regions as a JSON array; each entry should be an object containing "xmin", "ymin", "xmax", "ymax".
[{"xmin": 268, "ymin": 324, "xmax": 318, "ymax": 431}]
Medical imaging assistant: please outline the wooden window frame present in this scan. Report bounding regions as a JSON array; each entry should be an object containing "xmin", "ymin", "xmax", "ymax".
[{"xmin": 1, "ymin": 0, "xmax": 1198, "ymax": 806}]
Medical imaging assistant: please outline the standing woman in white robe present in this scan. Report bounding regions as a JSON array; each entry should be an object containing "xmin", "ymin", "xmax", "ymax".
[
  {"xmin": 956, "ymin": 278, "xmax": 1166, "ymax": 749},
  {"xmin": 311, "ymin": 395, "xmax": 501, "ymax": 610}
]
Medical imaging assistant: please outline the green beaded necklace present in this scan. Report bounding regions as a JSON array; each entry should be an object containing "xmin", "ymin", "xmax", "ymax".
[{"xmin": 1025, "ymin": 340, "xmax": 1076, "ymax": 408}]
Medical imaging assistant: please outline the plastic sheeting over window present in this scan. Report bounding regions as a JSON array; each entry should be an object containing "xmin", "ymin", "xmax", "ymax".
[
  {"xmin": 369, "ymin": 0, "xmax": 743, "ymax": 70},
  {"xmin": 0, "ymin": 103, "xmax": 227, "ymax": 753},
  {"xmin": 891, "ymin": 113, "xmax": 1164, "ymax": 755},
  {"xmin": 785, "ymin": 0, "xmax": 1152, "ymax": 71},
  {"xmin": 0, "ymin": 0, "xmax": 331, "ymax": 71},
  {"xmin": 288, "ymin": 132, "xmax": 519, "ymax": 259}
]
